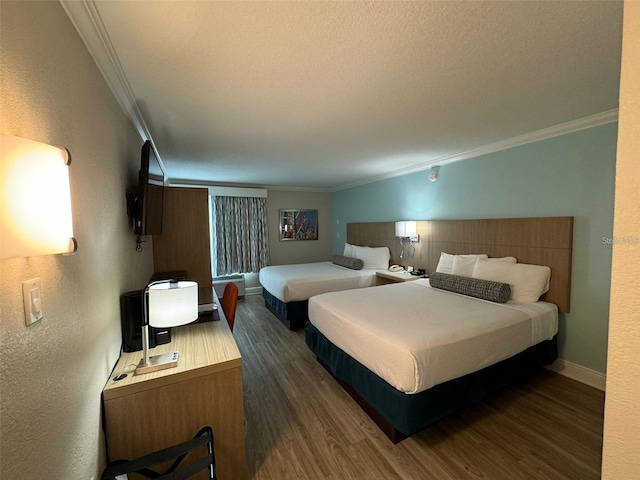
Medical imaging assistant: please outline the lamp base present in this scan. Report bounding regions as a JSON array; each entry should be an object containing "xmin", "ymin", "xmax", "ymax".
[{"xmin": 134, "ymin": 351, "xmax": 179, "ymax": 375}]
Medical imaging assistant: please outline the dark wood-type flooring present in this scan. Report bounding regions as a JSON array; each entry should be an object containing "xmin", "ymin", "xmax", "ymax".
[{"xmin": 234, "ymin": 294, "xmax": 604, "ymax": 480}]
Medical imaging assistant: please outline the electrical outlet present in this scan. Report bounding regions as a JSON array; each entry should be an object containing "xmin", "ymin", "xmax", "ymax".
[{"xmin": 22, "ymin": 278, "xmax": 43, "ymax": 326}]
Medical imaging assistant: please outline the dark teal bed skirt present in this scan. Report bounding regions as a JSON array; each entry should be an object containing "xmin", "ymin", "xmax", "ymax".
[
  {"xmin": 262, "ymin": 289, "xmax": 309, "ymax": 329},
  {"xmin": 305, "ymin": 321, "xmax": 558, "ymax": 437}
]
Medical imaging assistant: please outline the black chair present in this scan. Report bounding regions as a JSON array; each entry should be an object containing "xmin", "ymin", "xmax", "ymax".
[{"xmin": 101, "ymin": 426, "xmax": 216, "ymax": 480}]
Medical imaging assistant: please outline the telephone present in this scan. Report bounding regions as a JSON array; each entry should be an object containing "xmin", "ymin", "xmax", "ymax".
[{"xmin": 388, "ymin": 265, "xmax": 404, "ymax": 272}]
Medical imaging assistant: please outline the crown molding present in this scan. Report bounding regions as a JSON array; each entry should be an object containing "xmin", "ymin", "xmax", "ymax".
[
  {"xmin": 331, "ymin": 109, "xmax": 619, "ymax": 192},
  {"xmin": 168, "ymin": 177, "xmax": 332, "ymax": 193},
  {"xmin": 60, "ymin": 1, "xmax": 140, "ymax": 136},
  {"xmin": 59, "ymin": 0, "xmax": 168, "ymax": 170}
]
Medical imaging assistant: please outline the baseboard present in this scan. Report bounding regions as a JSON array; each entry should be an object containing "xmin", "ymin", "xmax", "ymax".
[
  {"xmin": 245, "ymin": 286, "xmax": 263, "ymax": 296},
  {"xmin": 546, "ymin": 359, "xmax": 606, "ymax": 391}
]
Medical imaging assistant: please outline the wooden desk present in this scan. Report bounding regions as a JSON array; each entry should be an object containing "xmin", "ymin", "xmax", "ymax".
[{"xmin": 103, "ymin": 294, "xmax": 247, "ymax": 479}]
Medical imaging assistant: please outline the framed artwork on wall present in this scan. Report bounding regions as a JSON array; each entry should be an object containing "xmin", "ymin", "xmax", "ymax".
[{"xmin": 279, "ymin": 209, "xmax": 318, "ymax": 241}]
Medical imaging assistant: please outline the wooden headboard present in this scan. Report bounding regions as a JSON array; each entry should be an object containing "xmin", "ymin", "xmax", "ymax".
[{"xmin": 347, "ymin": 217, "xmax": 573, "ymax": 312}]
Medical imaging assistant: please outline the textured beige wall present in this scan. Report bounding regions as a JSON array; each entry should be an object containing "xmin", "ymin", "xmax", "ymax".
[
  {"xmin": 266, "ymin": 190, "xmax": 332, "ymax": 266},
  {"xmin": 602, "ymin": 1, "xmax": 640, "ymax": 478},
  {"xmin": 0, "ymin": 2, "xmax": 153, "ymax": 479}
]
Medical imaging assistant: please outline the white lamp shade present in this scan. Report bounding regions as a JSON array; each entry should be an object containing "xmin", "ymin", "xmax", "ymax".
[
  {"xmin": 395, "ymin": 221, "xmax": 417, "ymax": 237},
  {"xmin": 148, "ymin": 281, "xmax": 198, "ymax": 328},
  {"xmin": 1, "ymin": 135, "xmax": 76, "ymax": 258}
]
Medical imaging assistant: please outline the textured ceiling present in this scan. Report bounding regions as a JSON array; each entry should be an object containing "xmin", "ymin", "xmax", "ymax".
[{"xmin": 85, "ymin": 0, "xmax": 622, "ymax": 190}]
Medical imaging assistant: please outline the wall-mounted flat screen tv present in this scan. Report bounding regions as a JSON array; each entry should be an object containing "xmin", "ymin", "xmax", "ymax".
[{"xmin": 134, "ymin": 140, "xmax": 164, "ymax": 235}]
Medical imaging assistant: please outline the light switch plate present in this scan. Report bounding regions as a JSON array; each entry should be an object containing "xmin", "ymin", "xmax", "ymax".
[{"xmin": 22, "ymin": 278, "xmax": 43, "ymax": 326}]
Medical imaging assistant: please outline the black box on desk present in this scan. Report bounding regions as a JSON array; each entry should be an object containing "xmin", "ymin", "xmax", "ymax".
[{"xmin": 120, "ymin": 290, "xmax": 172, "ymax": 352}]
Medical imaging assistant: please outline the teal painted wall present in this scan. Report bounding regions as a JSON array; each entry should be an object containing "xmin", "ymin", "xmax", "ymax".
[{"xmin": 332, "ymin": 123, "xmax": 617, "ymax": 373}]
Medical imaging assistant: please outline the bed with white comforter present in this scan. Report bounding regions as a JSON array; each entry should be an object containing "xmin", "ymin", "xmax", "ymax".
[
  {"xmin": 305, "ymin": 277, "xmax": 559, "ymax": 441},
  {"xmin": 259, "ymin": 261, "xmax": 378, "ymax": 303},
  {"xmin": 260, "ymin": 245, "xmax": 390, "ymax": 329},
  {"xmin": 308, "ymin": 278, "xmax": 557, "ymax": 394}
]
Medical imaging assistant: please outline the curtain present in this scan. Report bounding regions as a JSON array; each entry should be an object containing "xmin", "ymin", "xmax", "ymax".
[{"xmin": 212, "ymin": 196, "xmax": 269, "ymax": 275}]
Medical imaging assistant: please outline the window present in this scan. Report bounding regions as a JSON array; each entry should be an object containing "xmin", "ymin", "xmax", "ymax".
[{"xmin": 211, "ymin": 195, "xmax": 269, "ymax": 276}]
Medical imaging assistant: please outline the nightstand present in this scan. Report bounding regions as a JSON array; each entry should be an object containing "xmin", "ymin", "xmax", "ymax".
[{"xmin": 376, "ymin": 270, "xmax": 424, "ymax": 286}]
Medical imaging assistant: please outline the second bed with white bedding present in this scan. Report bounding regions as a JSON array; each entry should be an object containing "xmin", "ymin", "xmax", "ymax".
[
  {"xmin": 259, "ymin": 261, "xmax": 378, "ymax": 303},
  {"xmin": 308, "ymin": 278, "xmax": 558, "ymax": 394}
]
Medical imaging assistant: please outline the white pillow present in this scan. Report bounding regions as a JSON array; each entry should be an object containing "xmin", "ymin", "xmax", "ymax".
[
  {"xmin": 451, "ymin": 255, "xmax": 518, "ymax": 277},
  {"xmin": 451, "ymin": 256, "xmax": 479, "ymax": 277},
  {"xmin": 488, "ymin": 256, "xmax": 517, "ymax": 263},
  {"xmin": 472, "ymin": 259, "xmax": 551, "ymax": 303},
  {"xmin": 352, "ymin": 245, "xmax": 390, "ymax": 270},
  {"xmin": 436, "ymin": 253, "xmax": 487, "ymax": 275},
  {"xmin": 343, "ymin": 242, "xmax": 355, "ymax": 257}
]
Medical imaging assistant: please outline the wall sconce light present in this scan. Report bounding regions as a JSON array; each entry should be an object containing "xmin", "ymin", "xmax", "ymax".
[
  {"xmin": 1, "ymin": 135, "xmax": 77, "ymax": 259},
  {"xmin": 135, "ymin": 279, "xmax": 199, "ymax": 375},
  {"xmin": 395, "ymin": 221, "xmax": 418, "ymax": 241},
  {"xmin": 428, "ymin": 165, "xmax": 440, "ymax": 182},
  {"xmin": 395, "ymin": 221, "xmax": 419, "ymax": 259}
]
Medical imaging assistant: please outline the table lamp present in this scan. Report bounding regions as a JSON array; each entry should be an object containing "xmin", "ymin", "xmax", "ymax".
[{"xmin": 135, "ymin": 279, "xmax": 198, "ymax": 375}]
